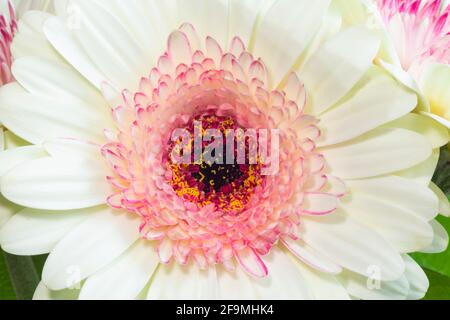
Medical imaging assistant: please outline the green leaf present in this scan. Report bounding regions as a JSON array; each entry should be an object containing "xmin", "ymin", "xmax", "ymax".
[
  {"xmin": 2, "ymin": 251, "xmax": 40, "ymax": 300},
  {"xmin": 412, "ymin": 215, "xmax": 450, "ymax": 278},
  {"xmin": 423, "ymin": 269, "xmax": 450, "ymax": 300},
  {"xmin": 433, "ymin": 147, "xmax": 450, "ymax": 196},
  {"xmin": 0, "ymin": 249, "xmax": 16, "ymax": 300}
]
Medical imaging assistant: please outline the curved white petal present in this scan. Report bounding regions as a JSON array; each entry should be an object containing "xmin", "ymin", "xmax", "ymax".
[
  {"xmin": 301, "ymin": 26, "xmax": 380, "ymax": 115},
  {"xmin": 79, "ymin": 240, "xmax": 159, "ymax": 300},
  {"xmin": 92, "ymin": 0, "xmax": 164, "ymax": 64},
  {"xmin": 318, "ymin": 71, "xmax": 417, "ymax": 146},
  {"xmin": 67, "ymin": 0, "xmax": 149, "ymax": 91},
  {"xmin": 321, "ymin": 128, "xmax": 432, "ymax": 180},
  {"xmin": 403, "ymin": 255, "xmax": 429, "ymax": 300},
  {"xmin": 43, "ymin": 138, "xmax": 102, "ymax": 160},
  {"xmin": 0, "ymin": 195, "xmax": 20, "ymax": 228},
  {"xmin": 43, "ymin": 16, "xmax": 107, "ymax": 90},
  {"xmin": 249, "ymin": 249, "xmax": 313, "ymax": 300},
  {"xmin": 11, "ymin": 11, "xmax": 62, "ymax": 62},
  {"xmin": 177, "ymin": 0, "xmax": 229, "ymax": 46},
  {"xmin": 420, "ymin": 219, "xmax": 449, "ymax": 254},
  {"xmin": 341, "ymin": 195, "xmax": 434, "ymax": 253},
  {"xmin": 396, "ymin": 149, "xmax": 439, "ymax": 186},
  {"xmin": 388, "ymin": 114, "xmax": 450, "ymax": 149},
  {"xmin": 302, "ymin": 211, "xmax": 405, "ymax": 281},
  {"xmin": 0, "ymin": 207, "xmax": 91, "ymax": 256},
  {"xmin": 228, "ymin": 0, "xmax": 271, "ymax": 47},
  {"xmin": 253, "ymin": 0, "xmax": 331, "ymax": 87},
  {"xmin": 429, "ymin": 182, "xmax": 450, "ymax": 218},
  {"xmin": 346, "ymin": 176, "xmax": 439, "ymax": 221},
  {"xmin": 12, "ymin": 56, "xmax": 108, "ymax": 109},
  {"xmin": 0, "ymin": 83, "xmax": 113, "ymax": 144},
  {"xmin": 33, "ymin": 282, "xmax": 79, "ymax": 300},
  {"xmin": 147, "ymin": 264, "xmax": 218, "ymax": 300},
  {"xmin": 42, "ymin": 209, "xmax": 140, "ymax": 291},
  {"xmin": 0, "ymin": 145, "xmax": 47, "ymax": 176},
  {"xmin": 282, "ymin": 238, "xmax": 342, "ymax": 274},
  {"xmin": 1, "ymin": 157, "xmax": 112, "ymax": 210},
  {"xmin": 216, "ymin": 265, "xmax": 258, "ymax": 300},
  {"xmin": 288, "ymin": 252, "xmax": 350, "ymax": 300},
  {"xmin": 420, "ymin": 63, "xmax": 450, "ymax": 127},
  {"xmin": 338, "ymin": 270, "xmax": 409, "ymax": 300}
]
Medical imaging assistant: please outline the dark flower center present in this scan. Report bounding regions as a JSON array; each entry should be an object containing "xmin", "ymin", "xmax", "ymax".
[{"xmin": 168, "ymin": 114, "xmax": 262, "ymax": 214}]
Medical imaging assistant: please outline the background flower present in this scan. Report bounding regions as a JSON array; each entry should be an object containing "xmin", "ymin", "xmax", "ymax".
[{"xmin": 376, "ymin": 0, "xmax": 450, "ymax": 128}]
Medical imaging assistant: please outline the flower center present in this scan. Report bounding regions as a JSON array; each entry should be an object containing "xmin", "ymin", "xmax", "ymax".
[
  {"xmin": 168, "ymin": 114, "xmax": 263, "ymax": 214},
  {"xmin": 102, "ymin": 24, "xmax": 343, "ymax": 276}
]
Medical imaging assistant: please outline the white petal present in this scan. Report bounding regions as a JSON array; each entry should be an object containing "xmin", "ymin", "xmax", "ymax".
[
  {"xmin": 228, "ymin": 0, "xmax": 270, "ymax": 47},
  {"xmin": 346, "ymin": 176, "xmax": 439, "ymax": 222},
  {"xmin": 288, "ymin": 252, "xmax": 350, "ymax": 300},
  {"xmin": 318, "ymin": 70, "xmax": 417, "ymax": 146},
  {"xmin": 253, "ymin": 0, "xmax": 331, "ymax": 87},
  {"xmin": 0, "ymin": 195, "xmax": 20, "ymax": 228},
  {"xmin": 11, "ymin": 11, "xmax": 62, "ymax": 62},
  {"xmin": 177, "ymin": 0, "xmax": 230, "ymax": 46},
  {"xmin": 282, "ymin": 238, "xmax": 342, "ymax": 274},
  {"xmin": 429, "ymin": 182, "xmax": 450, "ymax": 218},
  {"xmin": 92, "ymin": 0, "xmax": 164, "ymax": 64},
  {"xmin": 12, "ymin": 56, "xmax": 108, "ymax": 109},
  {"xmin": 321, "ymin": 128, "xmax": 432, "ymax": 180},
  {"xmin": 43, "ymin": 16, "xmax": 107, "ymax": 90},
  {"xmin": 396, "ymin": 149, "xmax": 439, "ymax": 186},
  {"xmin": 420, "ymin": 219, "xmax": 449, "ymax": 254},
  {"xmin": 69, "ymin": 0, "xmax": 148, "ymax": 91},
  {"xmin": 0, "ymin": 145, "xmax": 47, "ymax": 176},
  {"xmin": 0, "ymin": 207, "xmax": 91, "ymax": 256},
  {"xmin": 302, "ymin": 211, "xmax": 405, "ymax": 281},
  {"xmin": 1, "ymin": 157, "xmax": 112, "ymax": 210},
  {"xmin": 79, "ymin": 240, "xmax": 159, "ymax": 300},
  {"xmin": 0, "ymin": 83, "xmax": 113, "ymax": 144},
  {"xmin": 33, "ymin": 282, "xmax": 79, "ymax": 300},
  {"xmin": 403, "ymin": 255, "xmax": 429, "ymax": 300},
  {"xmin": 147, "ymin": 263, "xmax": 218, "ymax": 300},
  {"xmin": 301, "ymin": 193, "xmax": 338, "ymax": 215},
  {"xmin": 250, "ymin": 249, "xmax": 313, "ymax": 300},
  {"xmin": 216, "ymin": 265, "xmax": 258, "ymax": 300},
  {"xmin": 301, "ymin": 26, "xmax": 380, "ymax": 115},
  {"xmin": 43, "ymin": 209, "xmax": 140, "ymax": 290},
  {"xmin": 234, "ymin": 247, "xmax": 268, "ymax": 278},
  {"xmin": 43, "ymin": 138, "xmax": 102, "ymax": 160},
  {"xmin": 341, "ymin": 194, "xmax": 434, "ymax": 253},
  {"xmin": 387, "ymin": 114, "xmax": 450, "ymax": 149},
  {"xmin": 338, "ymin": 270, "xmax": 409, "ymax": 300},
  {"xmin": 422, "ymin": 112, "xmax": 450, "ymax": 130},
  {"xmin": 379, "ymin": 60, "xmax": 428, "ymax": 110},
  {"xmin": 420, "ymin": 63, "xmax": 450, "ymax": 126}
]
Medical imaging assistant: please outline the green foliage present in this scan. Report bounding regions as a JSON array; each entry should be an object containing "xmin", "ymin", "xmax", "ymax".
[
  {"xmin": 433, "ymin": 147, "xmax": 450, "ymax": 196},
  {"xmin": 423, "ymin": 269, "xmax": 450, "ymax": 300},
  {"xmin": 412, "ymin": 216, "xmax": 450, "ymax": 279},
  {"xmin": 0, "ymin": 250, "xmax": 15, "ymax": 300},
  {"xmin": 0, "ymin": 249, "xmax": 47, "ymax": 300}
]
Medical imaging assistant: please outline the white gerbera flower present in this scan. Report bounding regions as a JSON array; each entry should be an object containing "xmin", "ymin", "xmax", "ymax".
[{"xmin": 0, "ymin": 0, "xmax": 449, "ymax": 300}]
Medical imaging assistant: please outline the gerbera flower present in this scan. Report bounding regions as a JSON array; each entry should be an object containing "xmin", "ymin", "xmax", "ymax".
[
  {"xmin": 376, "ymin": 0, "xmax": 450, "ymax": 128},
  {"xmin": 0, "ymin": 0, "xmax": 449, "ymax": 300}
]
